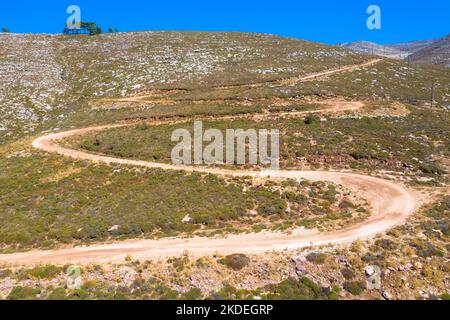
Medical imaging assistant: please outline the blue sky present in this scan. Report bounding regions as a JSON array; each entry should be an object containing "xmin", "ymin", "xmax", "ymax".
[{"xmin": 0, "ymin": 0, "xmax": 448, "ymax": 44}]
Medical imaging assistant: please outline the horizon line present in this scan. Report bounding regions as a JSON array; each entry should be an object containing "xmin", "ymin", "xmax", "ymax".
[{"xmin": 0, "ymin": 29, "xmax": 448, "ymax": 46}]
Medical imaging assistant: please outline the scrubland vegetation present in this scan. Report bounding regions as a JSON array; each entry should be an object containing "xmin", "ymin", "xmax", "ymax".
[
  {"xmin": 0, "ymin": 140, "xmax": 368, "ymax": 251},
  {"xmin": 0, "ymin": 32, "xmax": 368, "ymax": 144},
  {"xmin": 0, "ymin": 31, "xmax": 448, "ymax": 300},
  {"xmin": 77, "ymin": 104, "xmax": 449, "ymax": 183},
  {"xmin": 1, "ymin": 196, "xmax": 447, "ymax": 300}
]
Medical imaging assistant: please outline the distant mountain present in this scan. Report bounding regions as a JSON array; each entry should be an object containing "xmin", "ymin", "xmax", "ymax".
[
  {"xmin": 386, "ymin": 38, "xmax": 439, "ymax": 54},
  {"xmin": 408, "ymin": 35, "xmax": 450, "ymax": 67},
  {"xmin": 339, "ymin": 35, "xmax": 449, "ymax": 67},
  {"xmin": 339, "ymin": 41, "xmax": 407, "ymax": 59}
]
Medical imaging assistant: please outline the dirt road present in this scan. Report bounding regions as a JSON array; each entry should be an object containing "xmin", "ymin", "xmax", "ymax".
[
  {"xmin": 96, "ymin": 59, "xmax": 382, "ymax": 105},
  {"xmin": 0, "ymin": 58, "xmax": 420, "ymax": 266},
  {"xmin": 0, "ymin": 99, "xmax": 420, "ymax": 266}
]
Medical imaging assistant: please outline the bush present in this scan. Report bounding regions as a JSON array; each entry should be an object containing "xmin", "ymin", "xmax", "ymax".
[
  {"xmin": 440, "ymin": 293, "xmax": 450, "ymax": 300},
  {"xmin": 306, "ymin": 252, "xmax": 327, "ymax": 264},
  {"xmin": 304, "ymin": 115, "xmax": 319, "ymax": 125},
  {"xmin": 223, "ymin": 254, "xmax": 250, "ymax": 271},
  {"xmin": 341, "ymin": 268, "xmax": 355, "ymax": 280},
  {"xmin": 265, "ymin": 277, "xmax": 339, "ymax": 300},
  {"xmin": 419, "ymin": 162, "xmax": 446, "ymax": 175},
  {"xmin": 168, "ymin": 256, "xmax": 189, "ymax": 272},
  {"xmin": 17, "ymin": 265, "xmax": 62, "ymax": 280},
  {"xmin": 154, "ymin": 284, "xmax": 179, "ymax": 300},
  {"xmin": 350, "ymin": 150, "xmax": 370, "ymax": 160},
  {"xmin": 375, "ymin": 239, "xmax": 397, "ymax": 251},
  {"xmin": 183, "ymin": 288, "xmax": 202, "ymax": 300},
  {"xmin": 8, "ymin": 286, "xmax": 41, "ymax": 300},
  {"xmin": 47, "ymin": 287, "xmax": 67, "ymax": 300},
  {"xmin": 361, "ymin": 253, "xmax": 383, "ymax": 263},
  {"xmin": 410, "ymin": 240, "xmax": 444, "ymax": 258},
  {"xmin": 339, "ymin": 199, "xmax": 355, "ymax": 209},
  {"xmin": 343, "ymin": 281, "xmax": 366, "ymax": 295},
  {"xmin": 0, "ymin": 269, "xmax": 12, "ymax": 279}
]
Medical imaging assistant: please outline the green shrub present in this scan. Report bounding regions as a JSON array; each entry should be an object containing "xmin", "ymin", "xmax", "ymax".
[
  {"xmin": 339, "ymin": 199, "xmax": 355, "ymax": 209},
  {"xmin": 304, "ymin": 115, "xmax": 319, "ymax": 125},
  {"xmin": 306, "ymin": 252, "xmax": 327, "ymax": 264},
  {"xmin": 17, "ymin": 265, "xmax": 62, "ymax": 280},
  {"xmin": 183, "ymin": 288, "xmax": 202, "ymax": 300},
  {"xmin": 223, "ymin": 254, "xmax": 250, "ymax": 271},
  {"xmin": 410, "ymin": 240, "xmax": 444, "ymax": 258},
  {"xmin": 419, "ymin": 162, "xmax": 446, "ymax": 175},
  {"xmin": 8, "ymin": 286, "xmax": 41, "ymax": 300},
  {"xmin": 154, "ymin": 284, "xmax": 179, "ymax": 300},
  {"xmin": 47, "ymin": 287, "xmax": 67, "ymax": 300},
  {"xmin": 341, "ymin": 268, "xmax": 355, "ymax": 280},
  {"xmin": 440, "ymin": 293, "xmax": 450, "ymax": 300},
  {"xmin": 350, "ymin": 150, "xmax": 370, "ymax": 160},
  {"xmin": 264, "ymin": 277, "xmax": 339, "ymax": 300},
  {"xmin": 68, "ymin": 288, "xmax": 91, "ymax": 300},
  {"xmin": 343, "ymin": 281, "xmax": 366, "ymax": 295},
  {"xmin": 168, "ymin": 255, "xmax": 190, "ymax": 272},
  {"xmin": 0, "ymin": 269, "xmax": 12, "ymax": 279},
  {"xmin": 375, "ymin": 239, "xmax": 398, "ymax": 251}
]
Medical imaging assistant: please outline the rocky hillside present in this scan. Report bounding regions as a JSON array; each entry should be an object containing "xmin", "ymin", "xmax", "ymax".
[
  {"xmin": 1, "ymin": 31, "xmax": 448, "ymax": 146},
  {"xmin": 387, "ymin": 38, "xmax": 438, "ymax": 53},
  {"xmin": 340, "ymin": 35, "xmax": 449, "ymax": 66},
  {"xmin": 0, "ymin": 31, "xmax": 368, "ymax": 144},
  {"xmin": 408, "ymin": 35, "xmax": 450, "ymax": 67},
  {"xmin": 339, "ymin": 41, "xmax": 406, "ymax": 59}
]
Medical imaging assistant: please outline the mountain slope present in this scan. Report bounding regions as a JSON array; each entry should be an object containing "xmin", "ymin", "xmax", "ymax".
[
  {"xmin": 338, "ymin": 41, "xmax": 406, "ymax": 59},
  {"xmin": 0, "ymin": 31, "xmax": 369, "ymax": 144},
  {"xmin": 408, "ymin": 35, "xmax": 450, "ymax": 66},
  {"xmin": 340, "ymin": 35, "xmax": 449, "ymax": 66},
  {"xmin": 386, "ymin": 38, "xmax": 438, "ymax": 53}
]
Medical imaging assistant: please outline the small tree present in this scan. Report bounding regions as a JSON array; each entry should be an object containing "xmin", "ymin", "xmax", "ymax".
[
  {"xmin": 85, "ymin": 22, "xmax": 102, "ymax": 35},
  {"xmin": 1, "ymin": 28, "xmax": 11, "ymax": 33},
  {"xmin": 62, "ymin": 22, "xmax": 102, "ymax": 35}
]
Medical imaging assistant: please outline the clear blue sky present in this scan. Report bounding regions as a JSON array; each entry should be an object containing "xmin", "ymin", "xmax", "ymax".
[{"xmin": 0, "ymin": 0, "xmax": 448, "ymax": 44}]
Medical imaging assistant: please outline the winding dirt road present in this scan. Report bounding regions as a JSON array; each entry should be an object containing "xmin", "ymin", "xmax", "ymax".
[
  {"xmin": 0, "ymin": 58, "xmax": 421, "ymax": 266},
  {"xmin": 0, "ymin": 100, "xmax": 420, "ymax": 266}
]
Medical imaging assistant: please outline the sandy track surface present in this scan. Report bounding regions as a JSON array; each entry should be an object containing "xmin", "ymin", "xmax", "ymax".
[
  {"xmin": 0, "ymin": 99, "xmax": 420, "ymax": 266},
  {"xmin": 200, "ymin": 59, "xmax": 382, "ymax": 90}
]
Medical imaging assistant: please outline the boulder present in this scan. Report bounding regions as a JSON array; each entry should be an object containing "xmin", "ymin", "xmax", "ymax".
[
  {"xmin": 365, "ymin": 265, "xmax": 376, "ymax": 277},
  {"xmin": 382, "ymin": 291, "xmax": 392, "ymax": 300},
  {"xmin": 182, "ymin": 215, "xmax": 192, "ymax": 224},
  {"xmin": 108, "ymin": 225, "xmax": 120, "ymax": 232}
]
